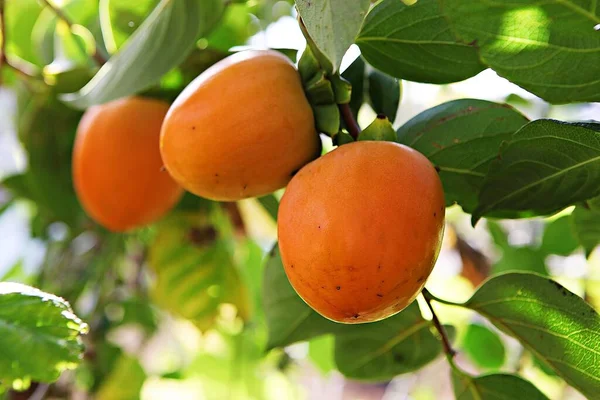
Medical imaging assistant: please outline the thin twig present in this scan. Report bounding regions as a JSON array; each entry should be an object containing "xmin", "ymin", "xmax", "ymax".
[
  {"xmin": 339, "ymin": 103, "xmax": 361, "ymax": 140},
  {"xmin": 40, "ymin": 0, "xmax": 106, "ymax": 65},
  {"xmin": 422, "ymin": 288, "xmax": 456, "ymax": 359}
]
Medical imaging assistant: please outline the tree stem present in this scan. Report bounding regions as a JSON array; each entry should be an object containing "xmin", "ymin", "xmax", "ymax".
[
  {"xmin": 339, "ymin": 103, "xmax": 361, "ymax": 140},
  {"xmin": 41, "ymin": 0, "xmax": 106, "ymax": 65},
  {"xmin": 422, "ymin": 288, "xmax": 456, "ymax": 359}
]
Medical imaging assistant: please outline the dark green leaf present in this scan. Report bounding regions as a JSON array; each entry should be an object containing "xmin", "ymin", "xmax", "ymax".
[
  {"xmin": 0, "ymin": 283, "xmax": 88, "ymax": 383},
  {"xmin": 257, "ymin": 194, "xmax": 279, "ymax": 222},
  {"xmin": 571, "ymin": 206, "xmax": 600, "ymax": 257},
  {"xmin": 492, "ymin": 246, "xmax": 547, "ymax": 276},
  {"xmin": 334, "ymin": 303, "xmax": 452, "ymax": 381},
  {"xmin": 462, "ymin": 324, "xmax": 505, "ymax": 370},
  {"xmin": 341, "ymin": 55, "xmax": 365, "ymax": 119},
  {"xmin": 440, "ymin": 0, "xmax": 600, "ymax": 103},
  {"xmin": 397, "ymin": 99, "xmax": 528, "ymax": 213},
  {"xmin": 474, "ymin": 120, "xmax": 600, "ymax": 222},
  {"xmin": 263, "ymin": 246, "xmax": 347, "ymax": 349},
  {"xmin": 464, "ymin": 272, "xmax": 600, "ymax": 398},
  {"xmin": 540, "ymin": 215, "xmax": 579, "ymax": 256},
  {"xmin": 62, "ymin": 0, "xmax": 224, "ymax": 109},
  {"xmin": 367, "ymin": 69, "xmax": 400, "ymax": 123},
  {"xmin": 357, "ymin": 0, "xmax": 485, "ymax": 84},
  {"xmin": 296, "ymin": 0, "xmax": 370, "ymax": 72},
  {"xmin": 452, "ymin": 370, "xmax": 548, "ymax": 400}
]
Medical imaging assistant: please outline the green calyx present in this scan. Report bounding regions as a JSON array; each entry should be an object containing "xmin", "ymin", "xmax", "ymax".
[
  {"xmin": 298, "ymin": 46, "xmax": 353, "ymax": 137},
  {"xmin": 358, "ymin": 115, "xmax": 397, "ymax": 142}
]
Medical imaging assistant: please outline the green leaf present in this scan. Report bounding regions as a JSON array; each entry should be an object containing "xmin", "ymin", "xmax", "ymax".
[
  {"xmin": 62, "ymin": 0, "xmax": 224, "ymax": 109},
  {"xmin": 357, "ymin": 0, "xmax": 485, "ymax": 84},
  {"xmin": 358, "ymin": 115, "xmax": 397, "ymax": 142},
  {"xmin": 367, "ymin": 69, "xmax": 400, "ymax": 123},
  {"xmin": 473, "ymin": 120, "xmax": 600, "ymax": 222},
  {"xmin": 296, "ymin": 0, "xmax": 370, "ymax": 73},
  {"xmin": 540, "ymin": 215, "xmax": 579, "ymax": 256},
  {"xmin": 571, "ymin": 206, "xmax": 600, "ymax": 257},
  {"xmin": 96, "ymin": 355, "xmax": 147, "ymax": 400},
  {"xmin": 206, "ymin": 3, "xmax": 258, "ymax": 51},
  {"xmin": 334, "ymin": 303, "xmax": 452, "ymax": 381},
  {"xmin": 149, "ymin": 211, "xmax": 249, "ymax": 330},
  {"xmin": 492, "ymin": 246, "xmax": 547, "ymax": 276},
  {"xmin": 440, "ymin": 0, "xmax": 600, "ymax": 103},
  {"xmin": 5, "ymin": 0, "xmax": 44, "ymax": 65},
  {"xmin": 0, "ymin": 282, "xmax": 88, "ymax": 384},
  {"xmin": 308, "ymin": 335, "xmax": 336, "ymax": 375},
  {"xmin": 487, "ymin": 221, "xmax": 509, "ymax": 250},
  {"xmin": 464, "ymin": 272, "xmax": 600, "ymax": 398},
  {"xmin": 257, "ymin": 194, "xmax": 279, "ymax": 222},
  {"xmin": 462, "ymin": 324, "xmax": 505, "ymax": 370},
  {"xmin": 452, "ymin": 370, "xmax": 548, "ymax": 400},
  {"xmin": 263, "ymin": 246, "xmax": 347, "ymax": 349},
  {"xmin": 341, "ymin": 55, "xmax": 365, "ymax": 119},
  {"xmin": 100, "ymin": 0, "xmax": 159, "ymax": 53},
  {"xmin": 397, "ymin": 99, "xmax": 528, "ymax": 213}
]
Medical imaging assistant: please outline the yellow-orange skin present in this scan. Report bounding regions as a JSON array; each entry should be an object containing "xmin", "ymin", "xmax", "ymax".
[
  {"xmin": 278, "ymin": 141, "xmax": 445, "ymax": 323},
  {"xmin": 160, "ymin": 50, "xmax": 320, "ymax": 201},
  {"xmin": 73, "ymin": 97, "xmax": 183, "ymax": 232}
]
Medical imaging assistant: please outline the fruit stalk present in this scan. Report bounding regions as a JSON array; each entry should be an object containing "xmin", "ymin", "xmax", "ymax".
[
  {"xmin": 422, "ymin": 288, "xmax": 456, "ymax": 359},
  {"xmin": 339, "ymin": 102, "xmax": 361, "ymax": 140}
]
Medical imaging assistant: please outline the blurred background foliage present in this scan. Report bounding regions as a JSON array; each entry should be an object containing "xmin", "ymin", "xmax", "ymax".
[{"xmin": 0, "ymin": 0, "xmax": 599, "ymax": 399}]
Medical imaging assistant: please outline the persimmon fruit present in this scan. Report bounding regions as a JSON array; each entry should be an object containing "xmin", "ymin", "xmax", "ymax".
[
  {"xmin": 73, "ymin": 97, "xmax": 183, "ymax": 232},
  {"xmin": 278, "ymin": 141, "xmax": 445, "ymax": 323},
  {"xmin": 160, "ymin": 50, "xmax": 321, "ymax": 201}
]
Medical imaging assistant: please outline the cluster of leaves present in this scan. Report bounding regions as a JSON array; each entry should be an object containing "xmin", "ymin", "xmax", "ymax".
[{"xmin": 0, "ymin": 0, "xmax": 599, "ymax": 399}]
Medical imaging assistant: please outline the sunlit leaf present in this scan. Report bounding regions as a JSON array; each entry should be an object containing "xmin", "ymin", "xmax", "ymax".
[
  {"xmin": 571, "ymin": 205, "xmax": 600, "ymax": 257},
  {"xmin": 540, "ymin": 215, "xmax": 579, "ymax": 256},
  {"xmin": 0, "ymin": 282, "xmax": 88, "ymax": 383},
  {"xmin": 357, "ymin": 0, "xmax": 485, "ymax": 83},
  {"xmin": 96, "ymin": 355, "xmax": 146, "ymax": 400},
  {"xmin": 440, "ymin": 0, "xmax": 600, "ymax": 103},
  {"xmin": 463, "ymin": 272, "xmax": 600, "ymax": 398}
]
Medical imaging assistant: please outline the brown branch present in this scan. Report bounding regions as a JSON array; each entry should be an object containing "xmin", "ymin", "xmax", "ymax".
[
  {"xmin": 41, "ymin": 0, "xmax": 106, "ymax": 65},
  {"xmin": 455, "ymin": 232, "xmax": 491, "ymax": 287},
  {"xmin": 422, "ymin": 288, "xmax": 456, "ymax": 359},
  {"xmin": 339, "ymin": 103, "xmax": 361, "ymax": 140}
]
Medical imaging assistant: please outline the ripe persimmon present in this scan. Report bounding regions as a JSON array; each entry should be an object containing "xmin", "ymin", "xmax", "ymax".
[
  {"xmin": 278, "ymin": 141, "xmax": 445, "ymax": 323},
  {"xmin": 73, "ymin": 97, "xmax": 183, "ymax": 232},
  {"xmin": 160, "ymin": 50, "xmax": 321, "ymax": 201}
]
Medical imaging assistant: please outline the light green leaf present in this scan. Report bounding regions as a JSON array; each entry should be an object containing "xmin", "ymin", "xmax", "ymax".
[
  {"xmin": 474, "ymin": 120, "xmax": 600, "ymax": 222},
  {"xmin": 357, "ymin": 0, "xmax": 485, "ymax": 84},
  {"xmin": 492, "ymin": 246, "xmax": 547, "ymax": 276},
  {"xmin": 62, "ymin": 0, "xmax": 224, "ymax": 109},
  {"xmin": 99, "ymin": 0, "xmax": 159, "ymax": 53},
  {"xmin": 464, "ymin": 272, "xmax": 600, "ymax": 398},
  {"xmin": 397, "ymin": 99, "xmax": 528, "ymax": 213},
  {"xmin": 462, "ymin": 324, "xmax": 505, "ymax": 370},
  {"xmin": 452, "ymin": 370, "xmax": 548, "ymax": 400},
  {"xmin": 296, "ymin": 0, "xmax": 370, "ymax": 73},
  {"xmin": 440, "ymin": 0, "xmax": 600, "ymax": 103},
  {"xmin": 308, "ymin": 335, "xmax": 336, "ymax": 375},
  {"xmin": 0, "ymin": 282, "xmax": 88, "ymax": 384},
  {"xmin": 571, "ymin": 205, "xmax": 600, "ymax": 257},
  {"xmin": 149, "ymin": 211, "xmax": 249, "ymax": 331},
  {"xmin": 334, "ymin": 302, "xmax": 452, "ymax": 381},
  {"xmin": 263, "ymin": 246, "xmax": 346, "ymax": 349},
  {"xmin": 540, "ymin": 215, "xmax": 579, "ymax": 256},
  {"xmin": 96, "ymin": 355, "xmax": 147, "ymax": 400}
]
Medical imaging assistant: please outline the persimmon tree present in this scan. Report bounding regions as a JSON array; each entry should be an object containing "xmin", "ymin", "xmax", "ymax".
[{"xmin": 0, "ymin": 0, "xmax": 599, "ymax": 399}]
